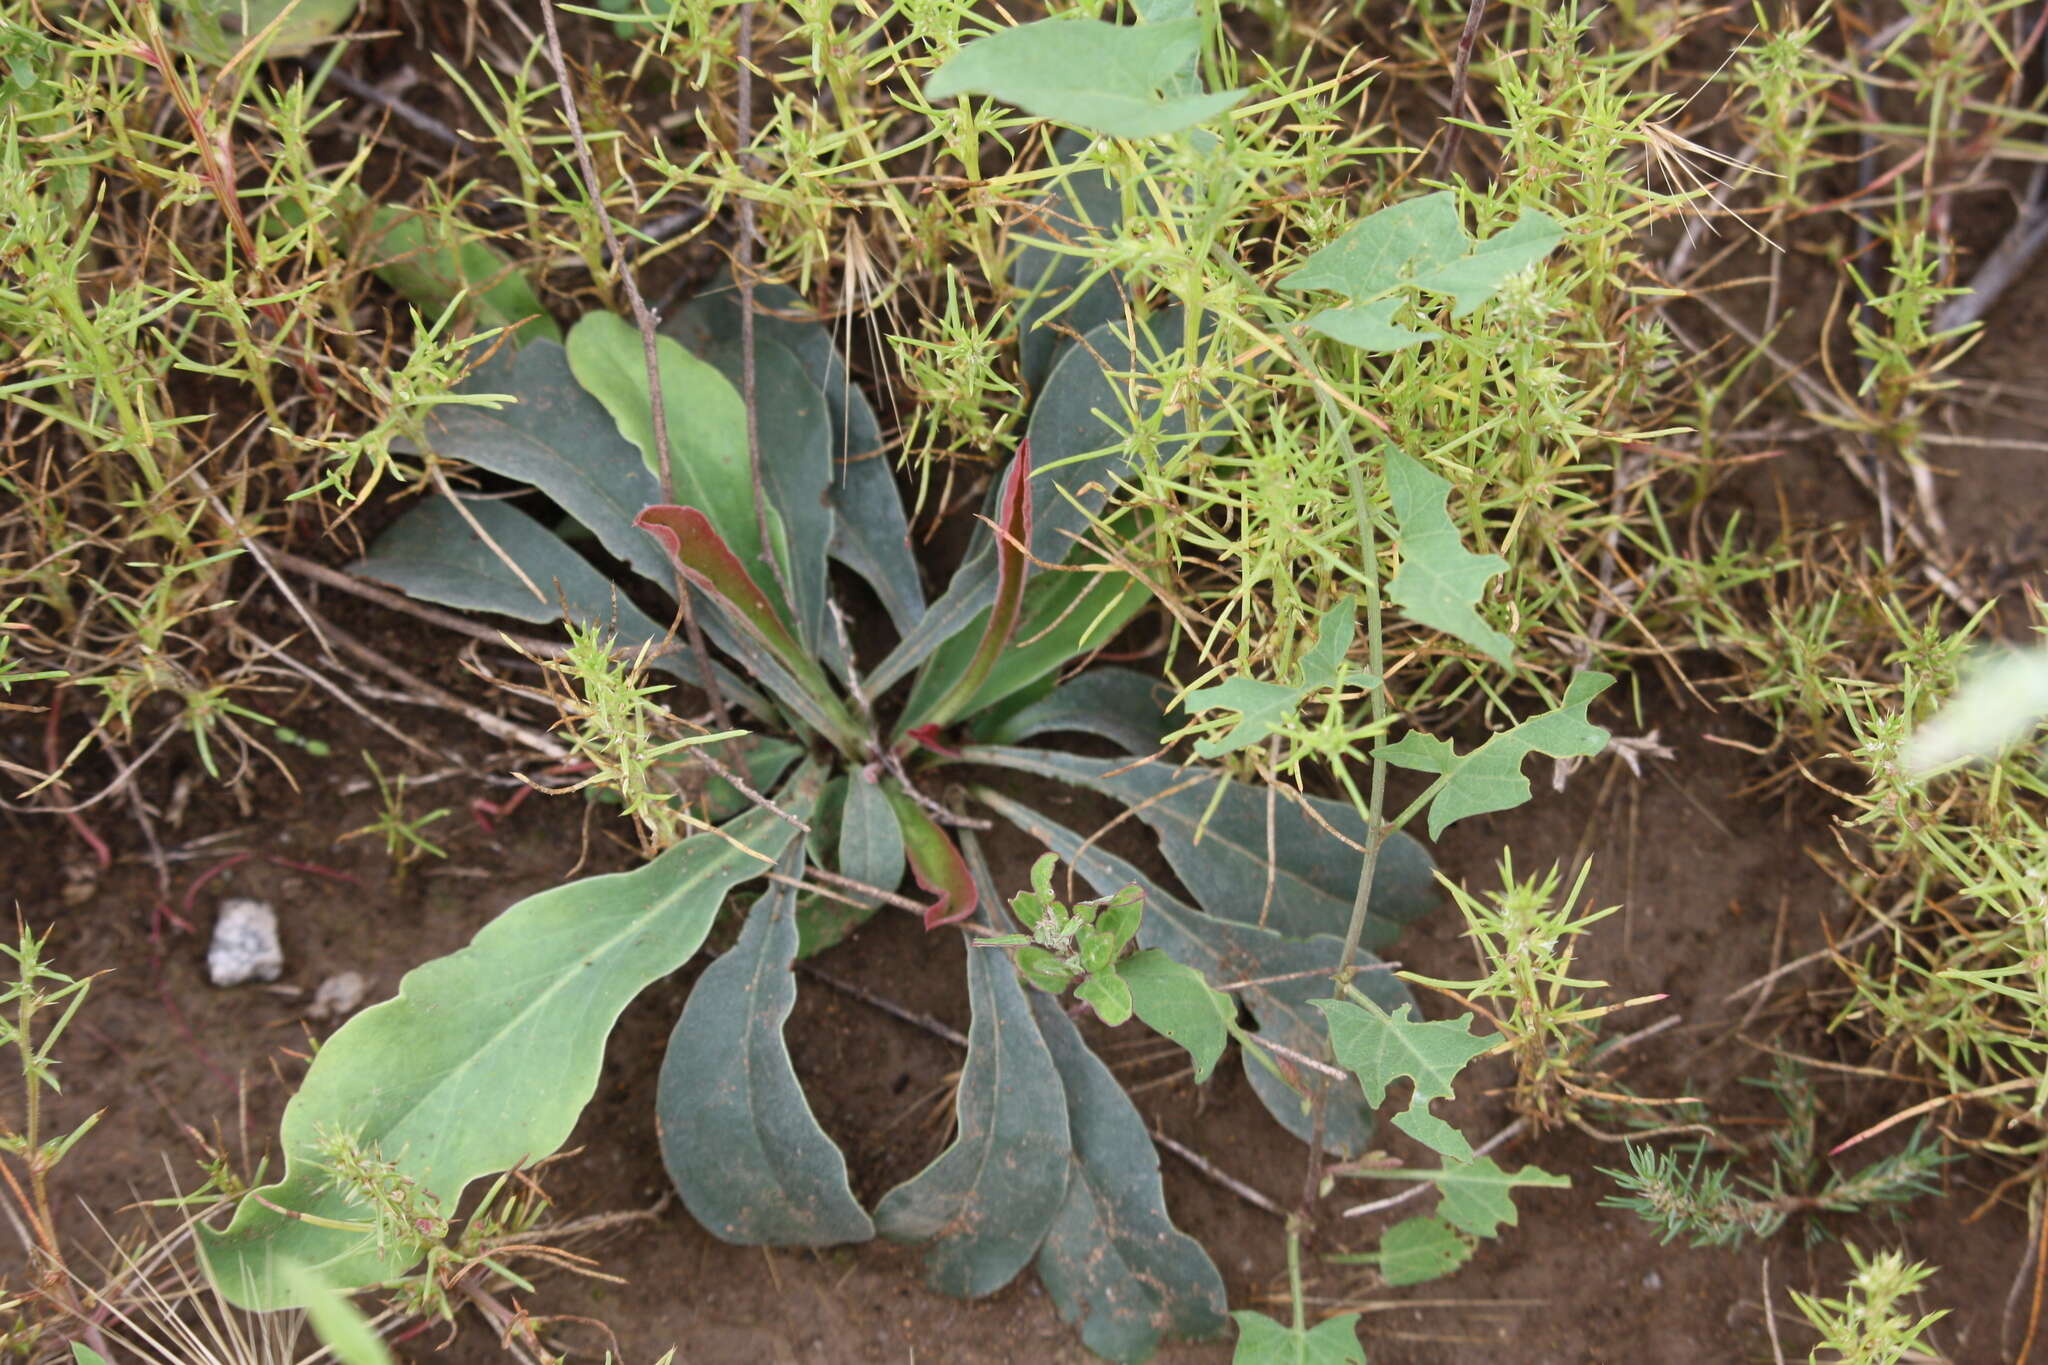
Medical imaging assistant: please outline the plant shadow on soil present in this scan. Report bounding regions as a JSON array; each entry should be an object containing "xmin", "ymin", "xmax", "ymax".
[{"xmin": 0, "ymin": 589, "xmax": 2025, "ymax": 1363}]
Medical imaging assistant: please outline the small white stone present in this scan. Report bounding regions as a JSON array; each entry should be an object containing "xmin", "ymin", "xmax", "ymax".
[
  {"xmin": 308, "ymin": 971, "xmax": 368, "ymax": 1020},
  {"xmin": 1642, "ymin": 1269, "xmax": 1664, "ymax": 1292},
  {"xmin": 208, "ymin": 899, "xmax": 284, "ymax": 987}
]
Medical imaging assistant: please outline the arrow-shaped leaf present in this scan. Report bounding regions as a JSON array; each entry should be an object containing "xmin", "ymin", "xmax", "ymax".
[
  {"xmin": 1230, "ymin": 1311, "xmax": 1367, "ymax": 1365},
  {"xmin": 1313, "ymin": 998, "xmax": 1497, "ymax": 1111},
  {"xmin": 1183, "ymin": 599, "xmax": 1373, "ymax": 757},
  {"xmin": 1356, "ymin": 1156, "xmax": 1568, "ymax": 1239}
]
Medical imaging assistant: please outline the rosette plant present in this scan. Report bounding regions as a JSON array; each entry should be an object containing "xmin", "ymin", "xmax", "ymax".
[{"xmin": 193, "ymin": 275, "xmax": 1444, "ymax": 1359}]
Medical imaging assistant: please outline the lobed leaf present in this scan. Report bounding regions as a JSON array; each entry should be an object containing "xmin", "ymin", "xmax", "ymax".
[
  {"xmin": 199, "ymin": 803, "xmax": 804, "ymax": 1307},
  {"xmin": 1382, "ymin": 449, "xmax": 1511, "ymax": 663},
  {"xmin": 1183, "ymin": 599, "xmax": 1374, "ymax": 757},
  {"xmin": 1377, "ymin": 1216, "xmax": 1473, "ymax": 1286},
  {"xmin": 657, "ymin": 844, "xmax": 874, "ymax": 1246},
  {"xmin": 925, "ymin": 18, "xmax": 1244, "ymax": 139},
  {"xmin": 1230, "ymin": 1311, "xmax": 1367, "ymax": 1365},
  {"xmin": 1285, "ymin": 191, "xmax": 1564, "ymax": 335},
  {"xmin": 1359, "ymin": 1157, "xmax": 1568, "ymax": 1240},
  {"xmin": 1376, "ymin": 671, "xmax": 1613, "ymax": 837}
]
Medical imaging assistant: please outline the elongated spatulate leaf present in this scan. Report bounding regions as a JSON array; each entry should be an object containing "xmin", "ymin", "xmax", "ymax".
[
  {"xmin": 657, "ymin": 845, "xmax": 873, "ymax": 1246},
  {"xmin": 884, "ymin": 786, "xmax": 977, "ymax": 929},
  {"xmin": 349, "ymin": 496, "xmax": 767, "ymax": 716},
  {"xmin": 964, "ymin": 748, "xmax": 1436, "ymax": 946},
  {"xmin": 566, "ymin": 312, "xmax": 767, "ymax": 577},
  {"xmin": 974, "ymin": 668, "xmax": 1169, "ymax": 753},
  {"xmin": 1012, "ymin": 132, "xmax": 1125, "ymax": 393},
  {"xmin": 897, "ymin": 442, "xmax": 1033, "ymax": 736},
  {"xmin": 867, "ymin": 313, "xmax": 1192, "ymax": 695},
  {"xmin": 636, "ymin": 505, "xmax": 859, "ymax": 748},
  {"xmin": 402, "ymin": 341, "xmax": 670, "ymax": 586},
  {"xmin": 200, "ymin": 804, "xmax": 804, "ymax": 1307},
  {"xmin": 1027, "ymin": 993, "xmax": 1227, "ymax": 1360},
  {"xmin": 873, "ymin": 849, "xmax": 1070, "ymax": 1296},
  {"xmin": 672, "ymin": 329, "xmax": 839, "ymax": 666},
  {"xmin": 839, "ymin": 773, "xmax": 906, "ymax": 895}
]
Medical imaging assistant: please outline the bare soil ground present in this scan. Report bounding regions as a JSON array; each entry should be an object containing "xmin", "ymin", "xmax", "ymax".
[{"xmin": 2, "ymin": 556, "xmax": 2027, "ymax": 1362}]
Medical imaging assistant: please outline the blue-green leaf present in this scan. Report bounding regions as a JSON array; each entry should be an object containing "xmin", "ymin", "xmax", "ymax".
[
  {"xmin": 667, "ymin": 279, "xmax": 924, "ymax": 634},
  {"xmin": 1012, "ymin": 132, "xmax": 1126, "ymax": 394},
  {"xmin": 839, "ymin": 772, "xmax": 906, "ymax": 895},
  {"xmin": 348, "ymin": 495, "xmax": 767, "ymax": 716},
  {"xmin": 873, "ymin": 846, "xmax": 1070, "ymax": 1295},
  {"xmin": 401, "ymin": 340, "xmax": 670, "ymax": 587},
  {"xmin": 973, "ymin": 667, "xmax": 1169, "ymax": 753},
  {"xmin": 871, "ymin": 313, "xmax": 1187, "ymax": 694},
  {"xmin": 657, "ymin": 844, "xmax": 874, "ymax": 1246},
  {"xmin": 964, "ymin": 748, "xmax": 1438, "ymax": 947},
  {"xmin": 1028, "ymin": 992, "xmax": 1228, "ymax": 1361},
  {"xmin": 976, "ymin": 792, "xmax": 1407, "ymax": 1157}
]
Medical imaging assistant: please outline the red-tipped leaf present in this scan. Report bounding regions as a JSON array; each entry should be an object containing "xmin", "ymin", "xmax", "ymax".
[
  {"xmin": 899, "ymin": 441, "xmax": 1035, "ymax": 738},
  {"xmin": 884, "ymin": 785, "xmax": 978, "ymax": 929}
]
